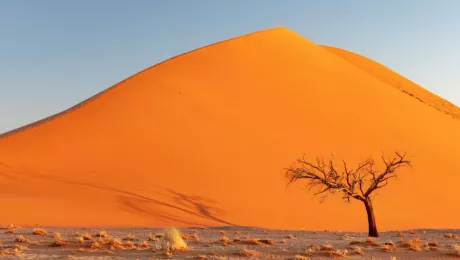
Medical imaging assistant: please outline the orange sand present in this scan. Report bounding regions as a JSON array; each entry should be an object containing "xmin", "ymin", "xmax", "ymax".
[{"xmin": 0, "ymin": 27, "xmax": 459, "ymax": 231}]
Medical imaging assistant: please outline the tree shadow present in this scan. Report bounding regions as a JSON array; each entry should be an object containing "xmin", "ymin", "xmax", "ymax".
[{"xmin": 0, "ymin": 162, "xmax": 237, "ymax": 227}]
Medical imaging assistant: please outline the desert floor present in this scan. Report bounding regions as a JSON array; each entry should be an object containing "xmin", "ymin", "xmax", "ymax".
[{"xmin": 1, "ymin": 226, "xmax": 460, "ymax": 259}]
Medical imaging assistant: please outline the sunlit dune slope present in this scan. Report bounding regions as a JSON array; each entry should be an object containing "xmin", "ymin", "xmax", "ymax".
[
  {"xmin": 0, "ymin": 27, "xmax": 459, "ymax": 231},
  {"xmin": 322, "ymin": 45, "xmax": 460, "ymax": 120}
]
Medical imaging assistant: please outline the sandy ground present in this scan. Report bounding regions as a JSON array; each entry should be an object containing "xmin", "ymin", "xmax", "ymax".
[{"xmin": 0, "ymin": 226, "xmax": 459, "ymax": 259}]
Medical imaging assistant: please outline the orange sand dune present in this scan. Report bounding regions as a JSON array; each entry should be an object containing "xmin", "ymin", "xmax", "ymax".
[
  {"xmin": 0, "ymin": 27, "xmax": 459, "ymax": 231},
  {"xmin": 322, "ymin": 45, "xmax": 460, "ymax": 120}
]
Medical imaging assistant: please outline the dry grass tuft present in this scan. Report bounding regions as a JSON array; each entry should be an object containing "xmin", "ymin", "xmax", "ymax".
[
  {"xmin": 239, "ymin": 247, "xmax": 261, "ymax": 257},
  {"xmin": 280, "ymin": 239, "xmax": 286, "ymax": 244},
  {"xmin": 148, "ymin": 233, "xmax": 158, "ymax": 242},
  {"xmin": 6, "ymin": 224, "xmax": 16, "ymax": 234},
  {"xmin": 286, "ymin": 234, "xmax": 295, "ymax": 239},
  {"xmin": 109, "ymin": 238, "xmax": 124, "ymax": 250},
  {"xmin": 399, "ymin": 238, "xmax": 421, "ymax": 251},
  {"xmin": 82, "ymin": 232, "xmax": 92, "ymax": 240},
  {"xmin": 294, "ymin": 255, "xmax": 309, "ymax": 260},
  {"xmin": 96, "ymin": 231, "xmax": 108, "ymax": 238},
  {"xmin": 33, "ymin": 228, "xmax": 48, "ymax": 235},
  {"xmin": 160, "ymin": 228, "xmax": 188, "ymax": 251},
  {"xmin": 445, "ymin": 233, "xmax": 460, "ymax": 239},
  {"xmin": 350, "ymin": 245, "xmax": 364, "ymax": 255},
  {"xmin": 15, "ymin": 235, "xmax": 29, "ymax": 243},
  {"xmin": 384, "ymin": 240, "xmax": 395, "ymax": 247},
  {"xmin": 124, "ymin": 241, "xmax": 137, "ymax": 250},
  {"xmin": 182, "ymin": 233, "xmax": 200, "ymax": 242},
  {"xmin": 452, "ymin": 244, "xmax": 460, "ymax": 256},
  {"xmin": 137, "ymin": 241, "xmax": 150, "ymax": 249},
  {"xmin": 396, "ymin": 231, "xmax": 404, "ymax": 237},
  {"xmin": 233, "ymin": 237, "xmax": 241, "ymax": 242},
  {"xmin": 320, "ymin": 244, "xmax": 335, "ymax": 251},
  {"xmin": 50, "ymin": 237, "xmax": 67, "ymax": 247},
  {"xmin": 329, "ymin": 249, "xmax": 348, "ymax": 258},
  {"xmin": 382, "ymin": 245, "xmax": 393, "ymax": 252},
  {"xmin": 219, "ymin": 236, "xmax": 230, "ymax": 243},
  {"xmin": 123, "ymin": 233, "xmax": 138, "ymax": 241},
  {"xmin": 89, "ymin": 241, "xmax": 104, "ymax": 250},
  {"xmin": 12, "ymin": 244, "xmax": 27, "ymax": 250},
  {"xmin": 219, "ymin": 230, "xmax": 225, "ymax": 235}
]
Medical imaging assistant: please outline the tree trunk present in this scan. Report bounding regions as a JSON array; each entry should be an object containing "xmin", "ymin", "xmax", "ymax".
[{"xmin": 363, "ymin": 198, "xmax": 379, "ymax": 237}]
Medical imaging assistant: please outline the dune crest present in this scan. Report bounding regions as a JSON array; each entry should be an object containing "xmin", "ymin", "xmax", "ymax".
[{"xmin": 0, "ymin": 27, "xmax": 459, "ymax": 231}]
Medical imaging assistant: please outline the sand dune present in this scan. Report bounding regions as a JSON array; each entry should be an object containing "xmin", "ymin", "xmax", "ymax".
[{"xmin": 0, "ymin": 26, "xmax": 459, "ymax": 231}]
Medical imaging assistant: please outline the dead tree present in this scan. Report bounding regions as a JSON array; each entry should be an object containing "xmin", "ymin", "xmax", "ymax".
[{"xmin": 285, "ymin": 151, "xmax": 411, "ymax": 237}]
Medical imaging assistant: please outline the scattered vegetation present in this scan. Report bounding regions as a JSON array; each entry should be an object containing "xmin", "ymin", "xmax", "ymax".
[
  {"xmin": 239, "ymin": 247, "xmax": 261, "ymax": 257},
  {"xmin": 95, "ymin": 231, "xmax": 108, "ymax": 238},
  {"xmin": 294, "ymin": 255, "xmax": 308, "ymax": 260},
  {"xmin": 160, "ymin": 228, "xmax": 188, "ymax": 251},
  {"xmin": 15, "ymin": 235, "xmax": 29, "ymax": 243},
  {"xmin": 32, "ymin": 228, "xmax": 48, "ymax": 235}
]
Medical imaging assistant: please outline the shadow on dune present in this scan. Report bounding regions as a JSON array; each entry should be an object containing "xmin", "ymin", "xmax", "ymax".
[{"xmin": 0, "ymin": 161, "xmax": 236, "ymax": 227}]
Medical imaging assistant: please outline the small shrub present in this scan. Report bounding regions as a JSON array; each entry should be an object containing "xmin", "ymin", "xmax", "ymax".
[
  {"xmin": 15, "ymin": 235, "xmax": 28, "ymax": 243},
  {"xmin": 96, "ymin": 231, "xmax": 108, "ymax": 238},
  {"xmin": 329, "ymin": 249, "xmax": 348, "ymax": 258},
  {"xmin": 160, "ymin": 228, "xmax": 188, "ymax": 251},
  {"xmin": 32, "ymin": 228, "xmax": 48, "ymax": 235},
  {"xmin": 239, "ymin": 247, "xmax": 261, "ymax": 257}
]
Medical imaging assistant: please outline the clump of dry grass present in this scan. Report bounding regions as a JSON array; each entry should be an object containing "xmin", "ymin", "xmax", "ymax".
[
  {"xmin": 409, "ymin": 230, "xmax": 417, "ymax": 234},
  {"xmin": 15, "ymin": 235, "xmax": 29, "ymax": 243},
  {"xmin": 384, "ymin": 240, "xmax": 395, "ymax": 247},
  {"xmin": 286, "ymin": 234, "xmax": 295, "ymax": 239},
  {"xmin": 452, "ymin": 244, "xmax": 460, "ymax": 256},
  {"xmin": 445, "ymin": 233, "xmax": 460, "ymax": 239},
  {"xmin": 350, "ymin": 245, "xmax": 364, "ymax": 255},
  {"xmin": 0, "ymin": 248, "xmax": 22, "ymax": 256},
  {"xmin": 182, "ymin": 233, "xmax": 200, "ymax": 242},
  {"xmin": 294, "ymin": 255, "xmax": 308, "ymax": 260},
  {"xmin": 320, "ymin": 244, "xmax": 335, "ymax": 251},
  {"xmin": 12, "ymin": 244, "xmax": 27, "ymax": 250},
  {"xmin": 82, "ymin": 232, "xmax": 92, "ymax": 240},
  {"xmin": 399, "ymin": 238, "xmax": 421, "ymax": 251},
  {"xmin": 50, "ymin": 237, "xmax": 67, "ymax": 247},
  {"xmin": 239, "ymin": 247, "xmax": 261, "ymax": 257},
  {"xmin": 329, "ymin": 249, "xmax": 348, "ymax": 258},
  {"xmin": 219, "ymin": 230, "xmax": 225, "ymax": 235},
  {"xmin": 124, "ymin": 241, "xmax": 137, "ymax": 250},
  {"xmin": 233, "ymin": 237, "xmax": 241, "ymax": 242},
  {"xmin": 148, "ymin": 233, "xmax": 158, "ymax": 242},
  {"xmin": 109, "ymin": 238, "xmax": 124, "ymax": 250},
  {"xmin": 396, "ymin": 231, "xmax": 404, "ymax": 237},
  {"xmin": 33, "ymin": 228, "xmax": 48, "ymax": 235},
  {"xmin": 137, "ymin": 241, "xmax": 150, "ymax": 249},
  {"xmin": 89, "ymin": 241, "xmax": 104, "ymax": 250},
  {"xmin": 382, "ymin": 244, "xmax": 393, "ymax": 252},
  {"xmin": 280, "ymin": 239, "xmax": 286, "ymax": 244},
  {"xmin": 77, "ymin": 236, "xmax": 84, "ymax": 243},
  {"xmin": 123, "ymin": 233, "xmax": 137, "ymax": 241},
  {"xmin": 160, "ymin": 228, "xmax": 188, "ymax": 251},
  {"xmin": 219, "ymin": 236, "xmax": 230, "ymax": 243},
  {"xmin": 95, "ymin": 231, "xmax": 108, "ymax": 238},
  {"xmin": 6, "ymin": 224, "xmax": 16, "ymax": 234}
]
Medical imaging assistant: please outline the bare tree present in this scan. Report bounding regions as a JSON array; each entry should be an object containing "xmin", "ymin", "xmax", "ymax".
[{"xmin": 285, "ymin": 151, "xmax": 411, "ymax": 237}]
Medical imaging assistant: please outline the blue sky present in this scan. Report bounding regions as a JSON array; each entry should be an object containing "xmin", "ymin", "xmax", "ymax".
[{"xmin": 1, "ymin": 0, "xmax": 460, "ymax": 133}]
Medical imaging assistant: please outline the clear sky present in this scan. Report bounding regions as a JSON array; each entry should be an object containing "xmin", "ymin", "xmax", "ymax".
[{"xmin": 1, "ymin": 0, "xmax": 460, "ymax": 133}]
